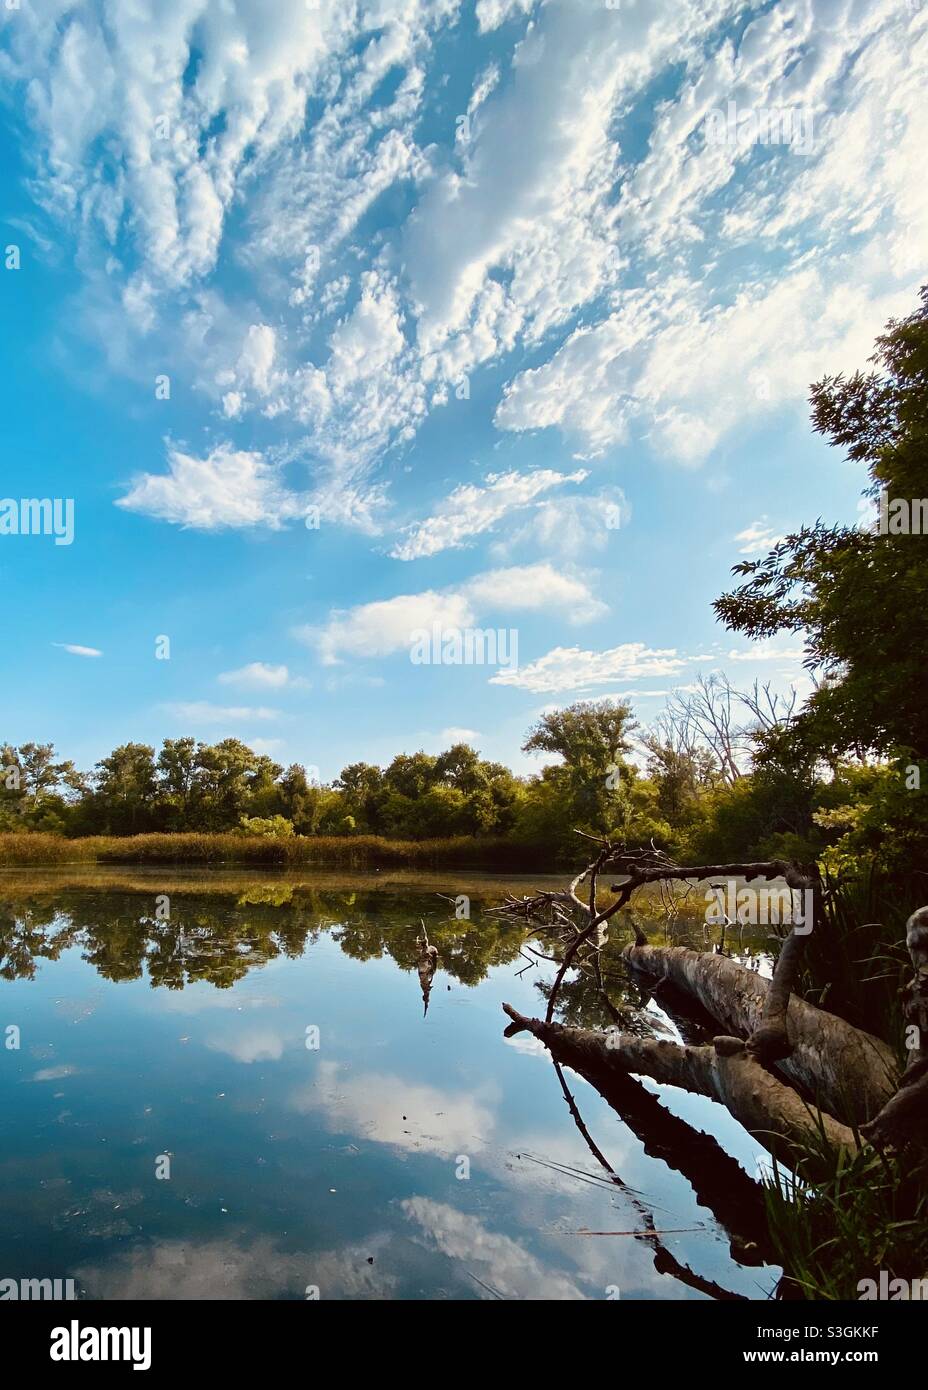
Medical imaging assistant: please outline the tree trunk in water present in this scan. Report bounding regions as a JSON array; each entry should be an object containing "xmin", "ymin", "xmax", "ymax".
[
  {"xmin": 622, "ymin": 942, "xmax": 897, "ymax": 1126},
  {"xmin": 503, "ymin": 1004, "xmax": 857, "ymax": 1180}
]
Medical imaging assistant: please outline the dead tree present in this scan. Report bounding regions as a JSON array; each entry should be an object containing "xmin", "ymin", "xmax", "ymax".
[{"xmin": 494, "ymin": 841, "xmax": 921, "ymax": 1176}]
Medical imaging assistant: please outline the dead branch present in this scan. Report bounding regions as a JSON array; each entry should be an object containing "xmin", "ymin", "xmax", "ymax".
[{"xmin": 503, "ymin": 1004, "xmax": 857, "ymax": 1179}]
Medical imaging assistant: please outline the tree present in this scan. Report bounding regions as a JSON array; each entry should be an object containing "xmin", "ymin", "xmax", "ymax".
[
  {"xmin": 0, "ymin": 741, "xmax": 84, "ymax": 832},
  {"xmin": 191, "ymin": 739, "xmax": 280, "ymax": 831},
  {"xmin": 156, "ymin": 738, "xmax": 198, "ymax": 827},
  {"xmin": 640, "ymin": 711, "xmax": 719, "ymax": 827},
  {"xmin": 520, "ymin": 700, "xmax": 643, "ymax": 850},
  {"xmin": 382, "ymin": 752, "xmax": 439, "ymax": 800},
  {"xmin": 335, "ymin": 762, "xmax": 385, "ymax": 832},
  {"xmin": 714, "ymin": 285, "xmax": 928, "ymax": 767},
  {"xmin": 92, "ymin": 744, "xmax": 157, "ymax": 834},
  {"xmin": 13, "ymin": 742, "xmax": 83, "ymax": 806}
]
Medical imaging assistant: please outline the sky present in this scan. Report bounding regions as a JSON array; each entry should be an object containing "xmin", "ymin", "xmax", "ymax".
[{"xmin": 0, "ymin": 0, "xmax": 925, "ymax": 782}]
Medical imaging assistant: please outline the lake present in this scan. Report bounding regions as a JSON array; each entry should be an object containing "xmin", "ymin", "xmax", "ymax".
[{"xmin": 0, "ymin": 867, "xmax": 781, "ymax": 1301}]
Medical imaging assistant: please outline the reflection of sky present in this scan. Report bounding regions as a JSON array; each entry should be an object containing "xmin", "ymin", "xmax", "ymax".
[
  {"xmin": 0, "ymin": 887, "xmax": 780, "ymax": 1301},
  {"xmin": 291, "ymin": 1061, "xmax": 498, "ymax": 1161}
]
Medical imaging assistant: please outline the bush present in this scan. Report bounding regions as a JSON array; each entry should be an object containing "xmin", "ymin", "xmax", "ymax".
[{"xmin": 238, "ymin": 815, "xmax": 295, "ymax": 838}]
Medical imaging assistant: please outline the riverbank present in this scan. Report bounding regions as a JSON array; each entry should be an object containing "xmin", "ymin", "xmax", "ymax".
[{"xmin": 0, "ymin": 830, "xmax": 553, "ymax": 870}]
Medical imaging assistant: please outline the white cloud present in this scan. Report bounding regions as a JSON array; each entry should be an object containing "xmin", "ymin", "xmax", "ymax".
[
  {"xmin": 475, "ymin": 0, "xmax": 534, "ymax": 35},
  {"xmin": 207, "ymin": 1028, "xmax": 286, "ymax": 1063},
  {"xmin": 404, "ymin": 0, "xmax": 732, "ymax": 374},
  {"xmin": 492, "ymin": 487, "xmax": 630, "ymax": 561},
  {"xmin": 300, "ymin": 590, "xmax": 475, "ymax": 667},
  {"xmin": 290, "ymin": 1063, "xmax": 496, "ymax": 1160},
  {"xmin": 402, "ymin": 1198, "xmax": 584, "ymax": 1300},
  {"xmin": 735, "ymin": 519, "xmax": 786, "ymax": 555},
  {"xmin": 490, "ymin": 643, "xmax": 689, "ymax": 694},
  {"xmin": 726, "ymin": 642, "xmax": 806, "ymax": 663},
  {"xmin": 53, "ymin": 643, "xmax": 102, "ymax": 658},
  {"xmin": 301, "ymin": 562, "xmax": 606, "ymax": 664},
  {"xmin": 249, "ymin": 738, "xmax": 286, "ymax": 756},
  {"xmin": 4, "ymin": 0, "xmax": 919, "ymax": 538},
  {"xmin": 4, "ymin": 0, "xmax": 363, "ymax": 291},
  {"xmin": 218, "ymin": 662, "xmax": 308, "ymax": 690},
  {"xmin": 76, "ymin": 1235, "xmax": 398, "ymax": 1301},
  {"xmin": 390, "ymin": 468, "xmax": 588, "ymax": 561},
  {"xmin": 492, "ymin": 2, "xmax": 927, "ymax": 465},
  {"xmin": 462, "ymin": 564, "xmax": 607, "ymax": 624},
  {"xmin": 497, "ymin": 267, "xmax": 916, "ymax": 463},
  {"xmin": 117, "ymin": 442, "xmax": 306, "ymax": 531},
  {"xmin": 163, "ymin": 702, "xmax": 281, "ymax": 724}
]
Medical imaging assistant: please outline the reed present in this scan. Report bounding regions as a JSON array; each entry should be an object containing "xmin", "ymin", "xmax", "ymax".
[{"xmin": 0, "ymin": 830, "xmax": 549, "ymax": 870}]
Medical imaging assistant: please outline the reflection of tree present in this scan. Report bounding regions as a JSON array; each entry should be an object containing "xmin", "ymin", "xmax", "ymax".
[
  {"xmin": 0, "ymin": 887, "xmax": 325, "ymax": 988},
  {"xmin": 0, "ymin": 903, "xmax": 80, "ymax": 981},
  {"xmin": 333, "ymin": 915, "xmax": 526, "ymax": 986},
  {"xmin": 0, "ymin": 885, "xmax": 526, "ymax": 992},
  {"xmin": 533, "ymin": 934, "xmax": 660, "ymax": 1034}
]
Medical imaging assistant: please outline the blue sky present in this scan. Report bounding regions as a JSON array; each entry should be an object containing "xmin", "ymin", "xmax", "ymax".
[{"xmin": 0, "ymin": 0, "xmax": 924, "ymax": 781}]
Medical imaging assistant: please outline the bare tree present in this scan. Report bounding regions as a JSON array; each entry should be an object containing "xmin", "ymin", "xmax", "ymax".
[
  {"xmin": 661, "ymin": 674, "xmax": 747, "ymax": 786},
  {"xmin": 736, "ymin": 678, "xmax": 798, "ymax": 736},
  {"xmin": 655, "ymin": 673, "xmax": 805, "ymax": 785}
]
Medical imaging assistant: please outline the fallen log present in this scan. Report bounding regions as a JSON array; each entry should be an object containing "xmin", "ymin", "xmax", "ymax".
[
  {"xmin": 503, "ymin": 1003, "xmax": 857, "ymax": 1179},
  {"xmin": 622, "ymin": 941, "xmax": 898, "ymax": 1127}
]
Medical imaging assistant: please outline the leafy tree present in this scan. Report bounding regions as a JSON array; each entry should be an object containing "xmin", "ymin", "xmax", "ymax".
[
  {"xmin": 335, "ymin": 762, "xmax": 386, "ymax": 832},
  {"xmin": 715, "ymin": 286, "xmax": 928, "ymax": 767},
  {"xmin": 156, "ymin": 738, "xmax": 198, "ymax": 827},
  {"xmin": 92, "ymin": 743, "xmax": 158, "ymax": 834},
  {"xmin": 239, "ymin": 814, "xmax": 294, "ymax": 838},
  {"xmin": 382, "ymin": 752, "xmax": 439, "ymax": 800},
  {"xmin": 520, "ymin": 700, "xmax": 639, "ymax": 847},
  {"xmin": 191, "ymin": 739, "xmax": 282, "ymax": 830}
]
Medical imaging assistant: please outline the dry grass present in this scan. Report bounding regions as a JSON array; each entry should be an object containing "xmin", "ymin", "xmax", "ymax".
[{"xmin": 0, "ymin": 831, "xmax": 547, "ymax": 870}]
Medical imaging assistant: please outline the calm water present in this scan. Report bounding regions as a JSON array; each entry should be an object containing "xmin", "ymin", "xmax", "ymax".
[{"xmin": 0, "ymin": 868, "xmax": 780, "ymax": 1301}]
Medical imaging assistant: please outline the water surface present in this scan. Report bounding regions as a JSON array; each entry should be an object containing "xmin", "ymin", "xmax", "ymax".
[{"xmin": 0, "ymin": 868, "xmax": 780, "ymax": 1300}]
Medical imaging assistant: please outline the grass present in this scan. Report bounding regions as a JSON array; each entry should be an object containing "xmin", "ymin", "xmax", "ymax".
[
  {"xmin": 764, "ymin": 1138, "xmax": 928, "ymax": 1299},
  {"xmin": 0, "ymin": 830, "xmax": 551, "ymax": 870},
  {"xmin": 756, "ymin": 869, "xmax": 926, "ymax": 1300},
  {"xmin": 798, "ymin": 865, "xmax": 915, "ymax": 1041}
]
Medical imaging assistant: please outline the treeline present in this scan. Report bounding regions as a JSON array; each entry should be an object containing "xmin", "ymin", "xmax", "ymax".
[
  {"xmin": 0, "ymin": 736, "xmax": 525, "ymax": 841},
  {"xmin": 1, "ymin": 691, "xmax": 923, "ymax": 870}
]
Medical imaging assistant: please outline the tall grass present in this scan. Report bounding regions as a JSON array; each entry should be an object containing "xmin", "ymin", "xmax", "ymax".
[
  {"xmin": 799, "ymin": 866, "xmax": 916, "ymax": 1042},
  {"xmin": 764, "ymin": 1140, "xmax": 928, "ymax": 1299},
  {"xmin": 762, "ymin": 869, "xmax": 925, "ymax": 1298},
  {"xmin": 0, "ymin": 831, "xmax": 550, "ymax": 870}
]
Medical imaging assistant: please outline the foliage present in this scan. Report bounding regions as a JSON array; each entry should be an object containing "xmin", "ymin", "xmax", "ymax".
[
  {"xmin": 239, "ymin": 815, "xmax": 295, "ymax": 838},
  {"xmin": 764, "ymin": 1144, "xmax": 928, "ymax": 1301},
  {"xmin": 714, "ymin": 285, "xmax": 928, "ymax": 769}
]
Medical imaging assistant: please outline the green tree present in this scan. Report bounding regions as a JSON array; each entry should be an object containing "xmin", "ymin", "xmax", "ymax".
[
  {"xmin": 335, "ymin": 762, "xmax": 385, "ymax": 832},
  {"xmin": 715, "ymin": 285, "xmax": 928, "ymax": 767},
  {"xmin": 520, "ymin": 700, "xmax": 639, "ymax": 847},
  {"xmin": 156, "ymin": 738, "xmax": 199, "ymax": 827},
  {"xmin": 92, "ymin": 743, "xmax": 158, "ymax": 833}
]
